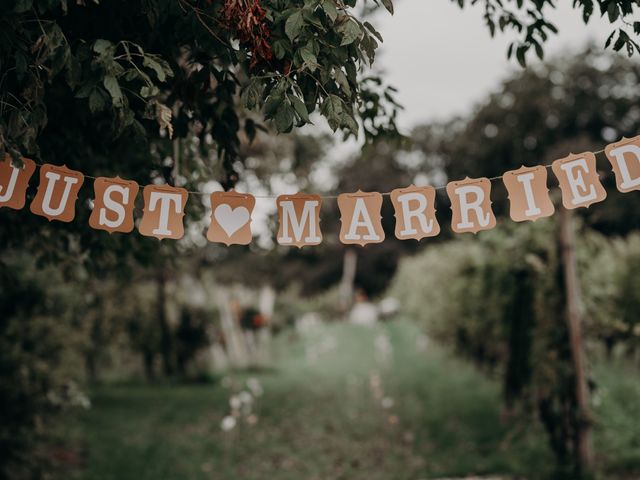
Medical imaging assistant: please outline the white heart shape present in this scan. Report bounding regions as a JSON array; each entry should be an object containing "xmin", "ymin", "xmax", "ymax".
[{"xmin": 214, "ymin": 204, "xmax": 250, "ymax": 237}]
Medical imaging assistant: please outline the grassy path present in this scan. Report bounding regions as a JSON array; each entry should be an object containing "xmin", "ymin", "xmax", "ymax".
[{"xmin": 62, "ymin": 320, "xmax": 639, "ymax": 479}]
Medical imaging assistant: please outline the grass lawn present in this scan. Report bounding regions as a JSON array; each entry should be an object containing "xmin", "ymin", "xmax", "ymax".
[{"xmin": 58, "ymin": 320, "xmax": 640, "ymax": 479}]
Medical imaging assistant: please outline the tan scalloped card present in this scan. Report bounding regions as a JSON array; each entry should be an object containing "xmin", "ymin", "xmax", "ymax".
[
  {"xmin": 446, "ymin": 177, "xmax": 496, "ymax": 234},
  {"xmin": 207, "ymin": 190, "xmax": 255, "ymax": 245},
  {"xmin": 605, "ymin": 135, "xmax": 640, "ymax": 193},
  {"xmin": 30, "ymin": 164, "xmax": 85, "ymax": 222},
  {"xmin": 138, "ymin": 184, "xmax": 188, "ymax": 240},
  {"xmin": 390, "ymin": 185, "xmax": 440, "ymax": 240},
  {"xmin": 502, "ymin": 165, "xmax": 555, "ymax": 222},
  {"xmin": 89, "ymin": 177, "xmax": 139, "ymax": 234},
  {"xmin": 338, "ymin": 190, "xmax": 385, "ymax": 246},
  {"xmin": 551, "ymin": 152, "xmax": 606, "ymax": 209},
  {"xmin": 276, "ymin": 193, "xmax": 322, "ymax": 248},
  {"xmin": 0, "ymin": 155, "xmax": 36, "ymax": 210}
]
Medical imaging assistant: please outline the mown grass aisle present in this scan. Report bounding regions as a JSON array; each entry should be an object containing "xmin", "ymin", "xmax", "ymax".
[{"xmin": 64, "ymin": 320, "xmax": 638, "ymax": 480}]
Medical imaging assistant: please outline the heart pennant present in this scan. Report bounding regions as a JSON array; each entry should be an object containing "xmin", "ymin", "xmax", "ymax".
[{"xmin": 207, "ymin": 191, "xmax": 255, "ymax": 245}]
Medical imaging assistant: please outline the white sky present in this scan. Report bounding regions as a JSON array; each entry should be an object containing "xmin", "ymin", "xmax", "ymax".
[{"xmin": 370, "ymin": 0, "xmax": 617, "ymax": 129}]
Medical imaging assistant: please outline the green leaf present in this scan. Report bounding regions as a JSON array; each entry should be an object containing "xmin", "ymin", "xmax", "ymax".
[
  {"xmin": 264, "ymin": 96, "xmax": 281, "ymax": 117},
  {"xmin": 341, "ymin": 111, "xmax": 358, "ymax": 134},
  {"xmin": 143, "ymin": 56, "xmax": 172, "ymax": 82},
  {"xmin": 380, "ymin": 0, "xmax": 394, "ymax": 14},
  {"xmin": 333, "ymin": 68, "xmax": 351, "ymax": 96},
  {"xmin": 322, "ymin": 0, "xmax": 338, "ymax": 22},
  {"xmin": 140, "ymin": 85, "xmax": 159, "ymax": 98},
  {"xmin": 103, "ymin": 75, "xmax": 124, "ymax": 106},
  {"xmin": 75, "ymin": 83, "xmax": 94, "ymax": 99},
  {"xmin": 15, "ymin": 52, "xmax": 28, "ymax": 80},
  {"xmin": 364, "ymin": 21, "xmax": 383, "ymax": 43},
  {"xmin": 241, "ymin": 81, "xmax": 260, "ymax": 110},
  {"xmin": 338, "ymin": 19, "xmax": 361, "ymax": 46},
  {"xmin": 272, "ymin": 39, "xmax": 289, "ymax": 60},
  {"xmin": 89, "ymin": 89, "xmax": 106, "ymax": 112},
  {"xmin": 13, "ymin": 0, "xmax": 33, "ymax": 13},
  {"xmin": 285, "ymin": 11, "xmax": 305, "ymax": 41},
  {"xmin": 300, "ymin": 44, "xmax": 319, "ymax": 70},
  {"xmin": 516, "ymin": 46, "xmax": 527, "ymax": 68},
  {"xmin": 607, "ymin": 3, "xmax": 619, "ymax": 22},
  {"xmin": 534, "ymin": 42, "xmax": 544, "ymax": 60},
  {"xmin": 321, "ymin": 94, "xmax": 343, "ymax": 130},
  {"xmin": 290, "ymin": 95, "xmax": 310, "ymax": 123},
  {"xmin": 275, "ymin": 103, "xmax": 294, "ymax": 132},
  {"xmin": 93, "ymin": 39, "xmax": 113, "ymax": 56},
  {"xmin": 361, "ymin": 34, "xmax": 378, "ymax": 64},
  {"xmin": 605, "ymin": 30, "xmax": 616, "ymax": 49},
  {"xmin": 244, "ymin": 119, "xmax": 257, "ymax": 143}
]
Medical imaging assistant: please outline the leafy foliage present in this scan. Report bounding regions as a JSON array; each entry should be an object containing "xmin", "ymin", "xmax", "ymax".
[
  {"xmin": 0, "ymin": 0, "xmax": 400, "ymax": 183},
  {"xmin": 390, "ymin": 219, "xmax": 640, "ymax": 475},
  {"xmin": 453, "ymin": 0, "xmax": 640, "ymax": 66}
]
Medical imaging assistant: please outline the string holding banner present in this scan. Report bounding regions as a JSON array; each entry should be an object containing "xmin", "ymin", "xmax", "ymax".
[{"xmin": 1, "ymin": 135, "xmax": 639, "ymax": 246}]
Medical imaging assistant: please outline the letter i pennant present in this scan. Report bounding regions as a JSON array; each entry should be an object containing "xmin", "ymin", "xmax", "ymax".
[{"xmin": 502, "ymin": 166, "xmax": 554, "ymax": 222}]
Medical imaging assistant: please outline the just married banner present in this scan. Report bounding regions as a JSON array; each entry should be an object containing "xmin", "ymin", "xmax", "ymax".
[{"xmin": 1, "ymin": 135, "xmax": 640, "ymax": 247}]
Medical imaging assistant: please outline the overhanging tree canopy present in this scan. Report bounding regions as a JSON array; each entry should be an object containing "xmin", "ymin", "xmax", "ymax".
[{"xmin": 1, "ymin": 0, "xmax": 638, "ymax": 188}]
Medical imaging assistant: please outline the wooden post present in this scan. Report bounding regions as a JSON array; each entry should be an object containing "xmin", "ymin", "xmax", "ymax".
[
  {"xmin": 559, "ymin": 206, "xmax": 594, "ymax": 471},
  {"xmin": 156, "ymin": 262, "xmax": 174, "ymax": 376},
  {"xmin": 339, "ymin": 248, "xmax": 358, "ymax": 315}
]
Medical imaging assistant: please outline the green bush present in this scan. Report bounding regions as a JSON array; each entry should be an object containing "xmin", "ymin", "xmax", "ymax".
[{"xmin": 390, "ymin": 217, "xmax": 640, "ymax": 476}]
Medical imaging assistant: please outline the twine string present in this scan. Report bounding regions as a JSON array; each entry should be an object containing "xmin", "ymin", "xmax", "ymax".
[{"xmin": 24, "ymin": 147, "xmax": 608, "ymax": 200}]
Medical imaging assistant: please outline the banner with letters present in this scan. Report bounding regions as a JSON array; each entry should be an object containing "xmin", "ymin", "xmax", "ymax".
[{"xmin": 1, "ymin": 135, "xmax": 639, "ymax": 246}]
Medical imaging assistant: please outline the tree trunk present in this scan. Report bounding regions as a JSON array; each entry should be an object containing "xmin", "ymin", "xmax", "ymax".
[
  {"xmin": 215, "ymin": 287, "xmax": 248, "ymax": 368},
  {"xmin": 157, "ymin": 264, "xmax": 174, "ymax": 376},
  {"xmin": 559, "ymin": 206, "xmax": 594, "ymax": 473},
  {"xmin": 143, "ymin": 349, "xmax": 155, "ymax": 382},
  {"xmin": 339, "ymin": 248, "xmax": 358, "ymax": 315}
]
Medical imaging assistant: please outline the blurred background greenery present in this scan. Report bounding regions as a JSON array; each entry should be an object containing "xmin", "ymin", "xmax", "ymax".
[{"xmin": 2, "ymin": 0, "xmax": 640, "ymax": 478}]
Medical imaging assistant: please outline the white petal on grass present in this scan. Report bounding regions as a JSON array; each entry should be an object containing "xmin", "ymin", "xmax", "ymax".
[{"xmin": 220, "ymin": 415, "xmax": 237, "ymax": 432}]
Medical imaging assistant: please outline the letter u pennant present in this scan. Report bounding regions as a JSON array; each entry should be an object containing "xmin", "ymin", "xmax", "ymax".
[
  {"xmin": 0, "ymin": 155, "xmax": 36, "ymax": 210},
  {"xmin": 30, "ymin": 164, "xmax": 84, "ymax": 222}
]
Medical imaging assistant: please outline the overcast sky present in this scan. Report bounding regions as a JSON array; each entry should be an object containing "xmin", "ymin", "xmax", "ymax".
[{"xmin": 370, "ymin": 0, "xmax": 616, "ymax": 129}]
